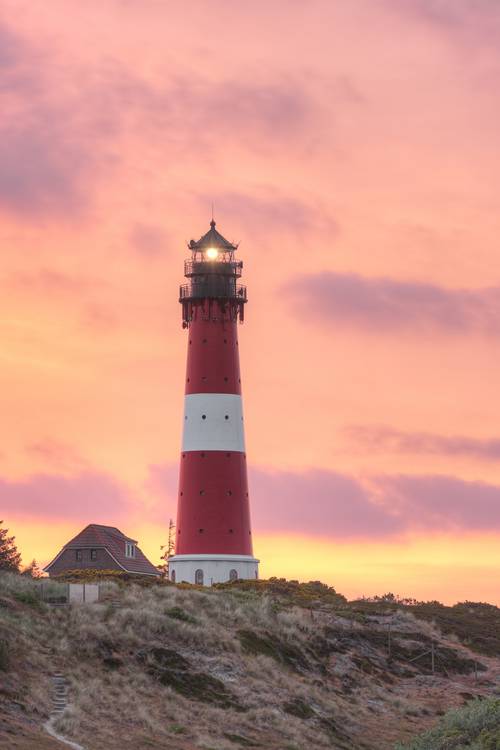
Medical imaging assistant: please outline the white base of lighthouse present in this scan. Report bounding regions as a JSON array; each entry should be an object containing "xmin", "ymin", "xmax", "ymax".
[{"xmin": 169, "ymin": 554, "xmax": 259, "ymax": 586}]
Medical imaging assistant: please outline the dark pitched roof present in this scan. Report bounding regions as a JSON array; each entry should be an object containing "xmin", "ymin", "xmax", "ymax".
[
  {"xmin": 188, "ymin": 220, "xmax": 238, "ymax": 251},
  {"xmin": 45, "ymin": 524, "xmax": 159, "ymax": 576}
]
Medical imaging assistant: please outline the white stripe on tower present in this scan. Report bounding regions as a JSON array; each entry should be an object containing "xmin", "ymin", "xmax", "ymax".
[{"xmin": 182, "ymin": 393, "xmax": 245, "ymax": 452}]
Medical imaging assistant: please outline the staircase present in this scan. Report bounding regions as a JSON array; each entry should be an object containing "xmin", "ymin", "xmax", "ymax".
[
  {"xmin": 44, "ymin": 673, "xmax": 85, "ymax": 750},
  {"xmin": 51, "ymin": 672, "xmax": 68, "ymax": 714}
]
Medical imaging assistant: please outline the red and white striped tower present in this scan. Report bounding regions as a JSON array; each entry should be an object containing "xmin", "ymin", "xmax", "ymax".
[{"xmin": 169, "ymin": 220, "xmax": 259, "ymax": 585}]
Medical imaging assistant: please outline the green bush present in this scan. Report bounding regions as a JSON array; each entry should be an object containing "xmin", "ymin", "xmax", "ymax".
[
  {"xmin": 411, "ymin": 602, "xmax": 500, "ymax": 657},
  {"xmin": 395, "ymin": 698, "xmax": 500, "ymax": 749},
  {"xmin": 0, "ymin": 639, "xmax": 9, "ymax": 671},
  {"xmin": 165, "ymin": 606, "xmax": 197, "ymax": 624},
  {"xmin": 12, "ymin": 589, "xmax": 41, "ymax": 608}
]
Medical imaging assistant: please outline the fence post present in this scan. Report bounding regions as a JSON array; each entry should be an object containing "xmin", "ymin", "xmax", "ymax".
[{"xmin": 431, "ymin": 641, "xmax": 435, "ymax": 674}]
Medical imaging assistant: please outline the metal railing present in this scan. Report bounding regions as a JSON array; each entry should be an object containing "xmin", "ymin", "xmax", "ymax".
[
  {"xmin": 184, "ymin": 259, "xmax": 243, "ymax": 278},
  {"xmin": 179, "ymin": 281, "xmax": 247, "ymax": 302}
]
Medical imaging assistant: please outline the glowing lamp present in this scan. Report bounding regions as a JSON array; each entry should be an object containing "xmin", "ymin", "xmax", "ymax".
[{"xmin": 206, "ymin": 247, "xmax": 218, "ymax": 260}]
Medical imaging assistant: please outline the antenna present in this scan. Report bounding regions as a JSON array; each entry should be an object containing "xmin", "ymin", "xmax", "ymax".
[{"xmin": 211, "ymin": 201, "xmax": 215, "ymax": 223}]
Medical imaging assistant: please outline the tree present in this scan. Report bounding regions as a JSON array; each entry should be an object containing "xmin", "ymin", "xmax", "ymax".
[
  {"xmin": 21, "ymin": 559, "xmax": 43, "ymax": 579},
  {"xmin": 0, "ymin": 522, "xmax": 21, "ymax": 573},
  {"xmin": 158, "ymin": 518, "xmax": 176, "ymax": 579}
]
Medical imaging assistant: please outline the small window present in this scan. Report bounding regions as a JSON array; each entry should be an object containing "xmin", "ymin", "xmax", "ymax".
[
  {"xmin": 202, "ymin": 414, "xmax": 206, "ymax": 420},
  {"xmin": 195, "ymin": 569, "xmax": 204, "ymax": 585},
  {"xmin": 170, "ymin": 569, "xmax": 176, "ymax": 583},
  {"xmin": 229, "ymin": 569, "xmax": 238, "ymax": 582},
  {"xmin": 125, "ymin": 542, "xmax": 136, "ymax": 558},
  {"xmin": 224, "ymin": 415, "xmax": 229, "ymax": 420},
  {"xmin": 76, "ymin": 549, "xmax": 82, "ymax": 561},
  {"xmin": 90, "ymin": 549, "xmax": 97, "ymax": 561}
]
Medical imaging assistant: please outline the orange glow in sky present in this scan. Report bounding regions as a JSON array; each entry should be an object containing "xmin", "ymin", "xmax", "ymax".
[{"xmin": 1, "ymin": 1, "xmax": 499, "ymax": 604}]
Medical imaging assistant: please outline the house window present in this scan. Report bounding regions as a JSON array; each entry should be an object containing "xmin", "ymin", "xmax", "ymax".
[
  {"xmin": 195, "ymin": 569, "xmax": 204, "ymax": 585},
  {"xmin": 229, "ymin": 569, "xmax": 238, "ymax": 582},
  {"xmin": 76, "ymin": 549, "xmax": 82, "ymax": 561},
  {"xmin": 90, "ymin": 549, "xmax": 97, "ymax": 561},
  {"xmin": 125, "ymin": 542, "xmax": 136, "ymax": 558},
  {"xmin": 170, "ymin": 569, "xmax": 176, "ymax": 583}
]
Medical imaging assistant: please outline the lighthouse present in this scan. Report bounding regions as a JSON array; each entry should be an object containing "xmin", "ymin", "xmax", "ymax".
[{"xmin": 168, "ymin": 220, "xmax": 259, "ymax": 585}]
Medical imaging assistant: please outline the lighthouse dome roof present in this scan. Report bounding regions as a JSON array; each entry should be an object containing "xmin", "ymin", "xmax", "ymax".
[{"xmin": 189, "ymin": 220, "xmax": 238, "ymax": 251}]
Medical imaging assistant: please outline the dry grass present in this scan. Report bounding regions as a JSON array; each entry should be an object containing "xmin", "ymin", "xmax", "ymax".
[{"xmin": 1, "ymin": 573, "xmax": 499, "ymax": 750}]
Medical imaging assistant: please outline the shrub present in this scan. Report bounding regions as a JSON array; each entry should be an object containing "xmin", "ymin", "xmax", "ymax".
[
  {"xmin": 0, "ymin": 639, "xmax": 9, "ymax": 671},
  {"xmin": 395, "ymin": 698, "xmax": 500, "ymax": 749},
  {"xmin": 411, "ymin": 602, "xmax": 500, "ymax": 657},
  {"xmin": 13, "ymin": 589, "xmax": 42, "ymax": 608},
  {"xmin": 166, "ymin": 606, "xmax": 197, "ymax": 624}
]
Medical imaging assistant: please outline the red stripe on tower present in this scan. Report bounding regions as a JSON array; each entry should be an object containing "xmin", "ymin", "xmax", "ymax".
[{"xmin": 169, "ymin": 220, "xmax": 259, "ymax": 586}]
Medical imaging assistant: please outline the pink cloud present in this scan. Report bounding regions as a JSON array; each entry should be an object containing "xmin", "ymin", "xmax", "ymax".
[
  {"xmin": 249, "ymin": 468, "xmax": 402, "ymax": 538},
  {"xmin": 192, "ymin": 189, "xmax": 338, "ymax": 240},
  {"xmin": 25, "ymin": 439, "xmax": 88, "ymax": 472},
  {"xmin": 0, "ymin": 40, "xmax": 318, "ymax": 219},
  {"xmin": 251, "ymin": 469, "xmax": 500, "ymax": 538},
  {"xmin": 286, "ymin": 273, "xmax": 500, "ymax": 336},
  {"xmin": 0, "ymin": 458, "xmax": 500, "ymax": 541},
  {"xmin": 0, "ymin": 21, "xmax": 99, "ymax": 218},
  {"xmin": 345, "ymin": 425, "xmax": 500, "ymax": 461},
  {"xmin": 129, "ymin": 223, "xmax": 170, "ymax": 258},
  {"xmin": 391, "ymin": 0, "xmax": 500, "ymax": 31},
  {"xmin": 378, "ymin": 473, "xmax": 500, "ymax": 532},
  {"xmin": 146, "ymin": 463, "xmax": 500, "ymax": 539},
  {"xmin": 6, "ymin": 270, "xmax": 97, "ymax": 295},
  {"xmin": 0, "ymin": 472, "xmax": 134, "ymax": 522}
]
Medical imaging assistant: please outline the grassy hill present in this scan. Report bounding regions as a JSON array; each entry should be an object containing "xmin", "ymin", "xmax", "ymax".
[{"xmin": 0, "ymin": 574, "xmax": 499, "ymax": 750}]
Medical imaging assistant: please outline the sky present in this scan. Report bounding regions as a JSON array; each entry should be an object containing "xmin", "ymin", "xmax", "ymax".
[{"xmin": 1, "ymin": 0, "xmax": 499, "ymax": 604}]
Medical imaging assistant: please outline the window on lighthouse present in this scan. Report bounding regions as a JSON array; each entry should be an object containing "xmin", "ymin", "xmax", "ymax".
[
  {"xmin": 229, "ymin": 569, "xmax": 238, "ymax": 582},
  {"xmin": 195, "ymin": 569, "xmax": 204, "ymax": 585}
]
